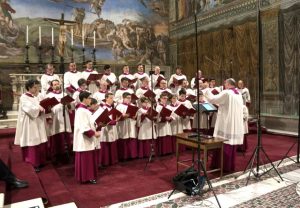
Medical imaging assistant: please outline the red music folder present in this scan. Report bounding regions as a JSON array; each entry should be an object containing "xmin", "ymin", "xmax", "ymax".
[
  {"xmin": 186, "ymin": 94, "xmax": 196, "ymax": 102},
  {"xmin": 60, "ymin": 95, "xmax": 74, "ymax": 105},
  {"xmin": 155, "ymin": 76, "xmax": 165, "ymax": 87},
  {"xmin": 66, "ymin": 85, "xmax": 76, "ymax": 94},
  {"xmin": 173, "ymin": 77, "xmax": 185, "ymax": 86},
  {"xmin": 143, "ymin": 90, "xmax": 156, "ymax": 99},
  {"xmin": 40, "ymin": 97, "xmax": 59, "ymax": 113},
  {"xmin": 188, "ymin": 108, "xmax": 196, "ymax": 116},
  {"xmin": 160, "ymin": 106, "xmax": 172, "ymax": 118},
  {"xmin": 174, "ymin": 104, "xmax": 190, "ymax": 117},
  {"xmin": 93, "ymin": 108, "xmax": 111, "ymax": 126},
  {"xmin": 130, "ymin": 93, "xmax": 139, "ymax": 102},
  {"xmin": 146, "ymin": 108, "xmax": 158, "ymax": 120},
  {"xmin": 108, "ymin": 108, "xmax": 122, "ymax": 119},
  {"xmin": 87, "ymin": 73, "xmax": 103, "ymax": 81},
  {"xmin": 126, "ymin": 105, "xmax": 139, "ymax": 118},
  {"xmin": 211, "ymin": 88, "xmax": 219, "ymax": 95}
]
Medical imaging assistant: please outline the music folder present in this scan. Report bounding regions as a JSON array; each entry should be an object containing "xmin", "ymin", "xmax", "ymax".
[
  {"xmin": 60, "ymin": 95, "xmax": 74, "ymax": 105},
  {"xmin": 92, "ymin": 108, "xmax": 111, "ymax": 126},
  {"xmin": 143, "ymin": 90, "xmax": 156, "ymax": 99},
  {"xmin": 173, "ymin": 77, "xmax": 185, "ymax": 85},
  {"xmin": 174, "ymin": 104, "xmax": 190, "ymax": 117},
  {"xmin": 126, "ymin": 105, "xmax": 139, "ymax": 118},
  {"xmin": 160, "ymin": 107, "xmax": 172, "ymax": 118},
  {"xmin": 188, "ymin": 108, "xmax": 196, "ymax": 116},
  {"xmin": 186, "ymin": 94, "xmax": 196, "ymax": 101},
  {"xmin": 155, "ymin": 76, "xmax": 165, "ymax": 87},
  {"xmin": 40, "ymin": 97, "xmax": 59, "ymax": 113},
  {"xmin": 87, "ymin": 73, "xmax": 103, "ymax": 81},
  {"xmin": 130, "ymin": 93, "xmax": 139, "ymax": 102},
  {"xmin": 108, "ymin": 108, "xmax": 122, "ymax": 119},
  {"xmin": 146, "ymin": 108, "xmax": 158, "ymax": 120}
]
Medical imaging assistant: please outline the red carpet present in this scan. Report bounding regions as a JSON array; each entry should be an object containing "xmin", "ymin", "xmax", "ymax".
[{"xmin": 0, "ymin": 130, "xmax": 298, "ymax": 207}]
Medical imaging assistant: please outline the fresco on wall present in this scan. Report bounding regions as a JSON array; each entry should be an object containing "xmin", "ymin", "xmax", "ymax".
[
  {"xmin": 0, "ymin": 0, "xmax": 169, "ymax": 65},
  {"xmin": 177, "ymin": 0, "xmax": 237, "ymax": 21}
]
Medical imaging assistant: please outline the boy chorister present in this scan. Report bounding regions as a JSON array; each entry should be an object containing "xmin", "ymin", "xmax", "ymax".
[
  {"xmin": 99, "ymin": 93, "xmax": 119, "ymax": 165},
  {"xmin": 177, "ymin": 89, "xmax": 194, "ymax": 132},
  {"xmin": 136, "ymin": 97, "xmax": 157, "ymax": 158},
  {"xmin": 73, "ymin": 91, "xmax": 101, "ymax": 184},
  {"xmin": 169, "ymin": 94, "xmax": 183, "ymax": 136},
  {"xmin": 102, "ymin": 64, "xmax": 117, "ymax": 93},
  {"xmin": 116, "ymin": 92, "xmax": 138, "ymax": 160},
  {"xmin": 93, "ymin": 80, "xmax": 109, "ymax": 105},
  {"xmin": 156, "ymin": 92, "xmax": 174, "ymax": 155},
  {"xmin": 73, "ymin": 78, "xmax": 88, "ymax": 108},
  {"xmin": 114, "ymin": 77, "xmax": 134, "ymax": 103}
]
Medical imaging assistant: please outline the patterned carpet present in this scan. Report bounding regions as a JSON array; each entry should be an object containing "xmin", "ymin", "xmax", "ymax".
[{"xmin": 109, "ymin": 158, "xmax": 300, "ymax": 208}]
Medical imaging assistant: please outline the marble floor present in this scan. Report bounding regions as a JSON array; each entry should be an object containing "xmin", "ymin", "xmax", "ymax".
[{"xmin": 108, "ymin": 156, "xmax": 300, "ymax": 208}]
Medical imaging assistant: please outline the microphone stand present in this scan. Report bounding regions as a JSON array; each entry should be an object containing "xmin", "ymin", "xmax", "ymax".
[
  {"xmin": 236, "ymin": 0, "xmax": 283, "ymax": 185},
  {"xmin": 144, "ymin": 54, "xmax": 161, "ymax": 170}
]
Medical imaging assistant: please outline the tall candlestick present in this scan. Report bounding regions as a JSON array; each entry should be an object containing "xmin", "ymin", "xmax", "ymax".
[
  {"xmin": 82, "ymin": 31, "xmax": 85, "ymax": 48},
  {"xmin": 71, "ymin": 28, "xmax": 74, "ymax": 46},
  {"xmin": 51, "ymin": 27, "xmax": 54, "ymax": 46},
  {"xmin": 39, "ymin": 26, "xmax": 41, "ymax": 46},
  {"xmin": 93, "ymin": 30, "xmax": 96, "ymax": 48},
  {"xmin": 26, "ymin": 25, "xmax": 29, "ymax": 45}
]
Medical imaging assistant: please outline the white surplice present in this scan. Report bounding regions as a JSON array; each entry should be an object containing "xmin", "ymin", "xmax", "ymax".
[
  {"xmin": 45, "ymin": 91, "xmax": 72, "ymax": 136},
  {"xmin": 136, "ymin": 107, "xmax": 157, "ymax": 140},
  {"xmin": 64, "ymin": 71, "xmax": 82, "ymax": 93},
  {"xmin": 114, "ymin": 88, "xmax": 134, "ymax": 103},
  {"xmin": 14, "ymin": 93, "xmax": 48, "ymax": 147},
  {"xmin": 100, "ymin": 104, "xmax": 119, "ymax": 142},
  {"xmin": 116, "ymin": 103, "xmax": 137, "ymax": 139},
  {"xmin": 81, "ymin": 69, "xmax": 98, "ymax": 94},
  {"xmin": 156, "ymin": 104, "xmax": 173, "ymax": 137},
  {"xmin": 40, "ymin": 73, "xmax": 61, "ymax": 96},
  {"xmin": 169, "ymin": 103, "xmax": 183, "ymax": 135},
  {"xmin": 205, "ymin": 89, "xmax": 244, "ymax": 145}
]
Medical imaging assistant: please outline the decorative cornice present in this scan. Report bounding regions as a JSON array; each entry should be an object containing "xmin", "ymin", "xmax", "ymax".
[{"xmin": 169, "ymin": 0, "xmax": 297, "ymax": 39}]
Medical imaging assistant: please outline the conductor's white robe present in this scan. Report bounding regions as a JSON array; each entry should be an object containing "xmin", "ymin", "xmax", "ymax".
[{"xmin": 205, "ymin": 89, "xmax": 244, "ymax": 145}]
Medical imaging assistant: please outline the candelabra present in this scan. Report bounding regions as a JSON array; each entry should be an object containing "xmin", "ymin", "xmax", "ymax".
[
  {"xmin": 24, "ymin": 44, "xmax": 31, "ymax": 73},
  {"xmin": 71, "ymin": 46, "xmax": 74, "ymax": 63},
  {"xmin": 38, "ymin": 45, "xmax": 43, "ymax": 73},
  {"xmin": 82, "ymin": 47, "xmax": 85, "ymax": 67},
  {"xmin": 50, "ymin": 45, "xmax": 55, "ymax": 63},
  {"xmin": 92, "ymin": 48, "xmax": 96, "ymax": 66}
]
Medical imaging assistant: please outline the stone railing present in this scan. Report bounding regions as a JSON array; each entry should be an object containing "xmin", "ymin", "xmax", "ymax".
[{"xmin": 9, "ymin": 74, "xmax": 63, "ymax": 111}]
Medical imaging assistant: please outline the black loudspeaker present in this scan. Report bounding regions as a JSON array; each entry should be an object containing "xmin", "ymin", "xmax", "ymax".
[{"xmin": 172, "ymin": 167, "xmax": 206, "ymax": 196}]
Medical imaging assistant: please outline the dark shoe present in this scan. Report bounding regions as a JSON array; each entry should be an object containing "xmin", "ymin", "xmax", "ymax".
[
  {"xmin": 89, "ymin": 179, "xmax": 97, "ymax": 184},
  {"xmin": 9, "ymin": 178, "xmax": 28, "ymax": 188},
  {"xmin": 42, "ymin": 197, "xmax": 48, "ymax": 205},
  {"xmin": 34, "ymin": 167, "xmax": 41, "ymax": 172}
]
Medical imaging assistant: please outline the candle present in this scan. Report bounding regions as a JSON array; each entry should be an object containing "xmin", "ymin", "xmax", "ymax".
[
  {"xmin": 93, "ymin": 30, "xmax": 96, "ymax": 48},
  {"xmin": 39, "ymin": 26, "xmax": 41, "ymax": 46},
  {"xmin": 71, "ymin": 28, "xmax": 74, "ymax": 46},
  {"xmin": 51, "ymin": 27, "xmax": 54, "ymax": 46},
  {"xmin": 26, "ymin": 25, "xmax": 29, "ymax": 45},
  {"xmin": 82, "ymin": 30, "xmax": 85, "ymax": 48}
]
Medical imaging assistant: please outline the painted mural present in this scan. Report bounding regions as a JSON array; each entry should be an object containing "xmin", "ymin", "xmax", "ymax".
[
  {"xmin": 0, "ymin": 0, "xmax": 169, "ymax": 65},
  {"xmin": 176, "ymin": 0, "xmax": 237, "ymax": 21}
]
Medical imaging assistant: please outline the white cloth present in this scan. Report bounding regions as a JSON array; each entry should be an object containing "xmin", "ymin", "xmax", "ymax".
[
  {"xmin": 156, "ymin": 104, "xmax": 173, "ymax": 137},
  {"xmin": 205, "ymin": 89, "xmax": 244, "ymax": 145},
  {"xmin": 243, "ymin": 105, "xmax": 249, "ymax": 134},
  {"xmin": 81, "ymin": 69, "xmax": 98, "ymax": 94},
  {"xmin": 169, "ymin": 103, "xmax": 183, "ymax": 135},
  {"xmin": 64, "ymin": 71, "xmax": 82, "ymax": 92},
  {"xmin": 136, "ymin": 107, "xmax": 157, "ymax": 140},
  {"xmin": 177, "ymin": 100, "xmax": 193, "ymax": 131},
  {"xmin": 14, "ymin": 93, "xmax": 48, "ymax": 147},
  {"xmin": 176, "ymin": 87, "xmax": 195, "ymax": 96},
  {"xmin": 118, "ymin": 73, "xmax": 135, "ymax": 83},
  {"xmin": 133, "ymin": 72, "xmax": 150, "ymax": 89},
  {"xmin": 154, "ymin": 88, "xmax": 172, "ymax": 101},
  {"xmin": 73, "ymin": 105, "xmax": 99, "ymax": 152},
  {"xmin": 93, "ymin": 90, "xmax": 109, "ymax": 104},
  {"xmin": 102, "ymin": 73, "xmax": 117, "ymax": 93},
  {"xmin": 116, "ymin": 103, "xmax": 137, "ymax": 139},
  {"xmin": 45, "ymin": 92, "xmax": 72, "ymax": 136},
  {"xmin": 238, "ymin": 87, "xmax": 251, "ymax": 105},
  {"xmin": 40, "ymin": 73, "xmax": 60, "ymax": 96},
  {"xmin": 114, "ymin": 88, "xmax": 134, "ymax": 103}
]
